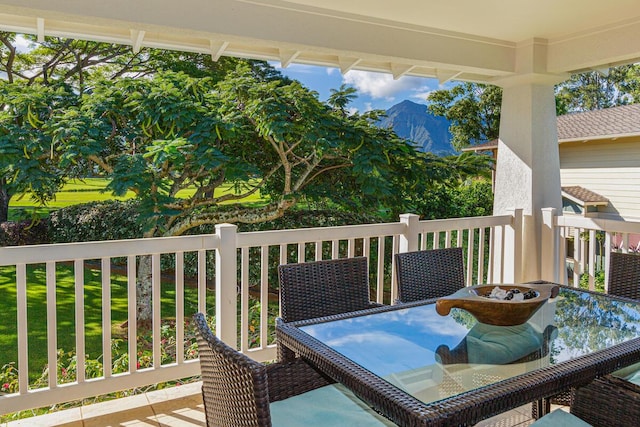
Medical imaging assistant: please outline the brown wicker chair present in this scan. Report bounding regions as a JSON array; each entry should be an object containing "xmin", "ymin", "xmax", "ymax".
[
  {"xmin": 277, "ymin": 256, "xmax": 382, "ymax": 323},
  {"xmin": 607, "ymin": 251, "xmax": 640, "ymax": 300},
  {"xmin": 568, "ymin": 252, "xmax": 640, "ymax": 426},
  {"xmin": 394, "ymin": 247, "xmax": 465, "ymax": 303},
  {"xmin": 194, "ymin": 312, "xmax": 396, "ymax": 427}
]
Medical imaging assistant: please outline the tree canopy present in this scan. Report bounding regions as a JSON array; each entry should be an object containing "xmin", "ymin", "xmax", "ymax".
[{"xmin": 426, "ymin": 64, "xmax": 640, "ymax": 150}]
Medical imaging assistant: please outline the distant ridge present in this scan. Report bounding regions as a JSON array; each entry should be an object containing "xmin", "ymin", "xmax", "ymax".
[{"xmin": 378, "ymin": 100, "xmax": 454, "ymax": 155}]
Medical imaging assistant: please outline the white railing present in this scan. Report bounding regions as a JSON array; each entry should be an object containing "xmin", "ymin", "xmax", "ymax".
[
  {"xmin": 549, "ymin": 212, "xmax": 640, "ymax": 291},
  {"xmin": 0, "ymin": 211, "xmax": 521, "ymax": 414}
]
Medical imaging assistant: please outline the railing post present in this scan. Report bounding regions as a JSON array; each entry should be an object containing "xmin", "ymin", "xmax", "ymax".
[
  {"xmin": 215, "ymin": 223, "xmax": 238, "ymax": 347},
  {"xmin": 502, "ymin": 208, "xmax": 523, "ymax": 283},
  {"xmin": 541, "ymin": 207, "xmax": 559, "ymax": 282},
  {"xmin": 399, "ymin": 213, "xmax": 420, "ymax": 253}
]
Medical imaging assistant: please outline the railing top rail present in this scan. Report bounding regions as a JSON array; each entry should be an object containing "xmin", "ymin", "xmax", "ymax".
[
  {"xmin": 236, "ymin": 221, "xmax": 405, "ymax": 247},
  {"xmin": 555, "ymin": 215, "xmax": 640, "ymax": 234},
  {"xmin": 417, "ymin": 214, "xmax": 513, "ymax": 233},
  {"xmin": 0, "ymin": 234, "xmax": 220, "ymax": 266}
]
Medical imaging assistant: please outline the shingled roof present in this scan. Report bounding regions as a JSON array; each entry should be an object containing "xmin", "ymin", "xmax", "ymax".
[
  {"xmin": 463, "ymin": 103, "xmax": 640, "ymax": 152},
  {"xmin": 557, "ymin": 103, "xmax": 640, "ymax": 141},
  {"xmin": 561, "ymin": 186, "xmax": 609, "ymax": 206}
]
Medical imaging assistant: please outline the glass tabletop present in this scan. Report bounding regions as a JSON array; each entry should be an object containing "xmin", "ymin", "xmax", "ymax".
[{"xmin": 300, "ymin": 287, "xmax": 640, "ymax": 405}]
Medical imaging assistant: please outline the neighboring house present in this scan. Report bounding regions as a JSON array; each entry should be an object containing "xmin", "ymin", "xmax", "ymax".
[
  {"xmin": 465, "ymin": 103, "xmax": 640, "ymax": 220},
  {"xmin": 465, "ymin": 103, "xmax": 640, "ymax": 250}
]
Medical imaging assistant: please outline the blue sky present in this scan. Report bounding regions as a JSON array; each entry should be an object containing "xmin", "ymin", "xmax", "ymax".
[{"xmin": 269, "ymin": 62, "xmax": 447, "ymax": 113}]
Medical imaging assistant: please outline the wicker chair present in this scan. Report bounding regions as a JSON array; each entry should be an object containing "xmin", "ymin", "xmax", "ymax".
[
  {"xmin": 277, "ymin": 256, "xmax": 382, "ymax": 323},
  {"xmin": 394, "ymin": 247, "xmax": 465, "ymax": 303},
  {"xmin": 607, "ymin": 251, "xmax": 640, "ymax": 300},
  {"xmin": 194, "ymin": 312, "xmax": 396, "ymax": 427},
  {"xmin": 568, "ymin": 252, "xmax": 640, "ymax": 426}
]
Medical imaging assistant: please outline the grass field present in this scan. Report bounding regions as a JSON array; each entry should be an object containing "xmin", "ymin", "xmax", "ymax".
[{"xmin": 8, "ymin": 177, "xmax": 267, "ymax": 220}]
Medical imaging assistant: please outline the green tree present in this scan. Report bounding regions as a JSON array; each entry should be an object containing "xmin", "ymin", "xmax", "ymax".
[
  {"xmin": 47, "ymin": 64, "xmax": 429, "ymax": 320},
  {"xmin": 555, "ymin": 65, "xmax": 639, "ymax": 112},
  {"xmin": 426, "ymin": 83, "xmax": 501, "ymax": 151},
  {"xmin": 0, "ymin": 81, "xmax": 75, "ymax": 222}
]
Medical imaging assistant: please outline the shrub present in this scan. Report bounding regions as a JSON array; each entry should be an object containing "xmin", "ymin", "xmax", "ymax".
[
  {"xmin": 49, "ymin": 200, "xmax": 144, "ymax": 243},
  {"xmin": 0, "ymin": 219, "xmax": 50, "ymax": 246}
]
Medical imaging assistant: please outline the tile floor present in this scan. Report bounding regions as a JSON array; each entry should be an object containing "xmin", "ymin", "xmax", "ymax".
[
  {"xmin": 2, "ymin": 382, "xmax": 566, "ymax": 427},
  {"xmin": 2, "ymin": 382, "xmax": 205, "ymax": 427}
]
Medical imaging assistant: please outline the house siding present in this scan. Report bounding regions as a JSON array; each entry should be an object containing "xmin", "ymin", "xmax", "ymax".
[{"xmin": 560, "ymin": 137, "xmax": 640, "ymax": 220}]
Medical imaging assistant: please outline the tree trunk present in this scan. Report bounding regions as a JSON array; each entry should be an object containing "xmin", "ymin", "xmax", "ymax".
[
  {"xmin": 0, "ymin": 179, "xmax": 10, "ymax": 223},
  {"xmin": 136, "ymin": 254, "xmax": 153, "ymax": 326}
]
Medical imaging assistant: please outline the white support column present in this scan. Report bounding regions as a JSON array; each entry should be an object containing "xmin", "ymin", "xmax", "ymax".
[
  {"xmin": 215, "ymin": 223, "xmax": 238, "ymax": 347},
  {"xmin": 399, "ymin": 213, "xmax": 420, "ymax": 253},
  {"xmin": 493, "ymin": 73, "xmax": 564, "ymax": 281}
]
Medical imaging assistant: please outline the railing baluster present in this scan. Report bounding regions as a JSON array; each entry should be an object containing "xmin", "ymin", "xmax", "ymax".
[
  {"xmin": 241, "ymin": 247, "xmax": 250, "ymax": 353},
  {"xmin": 377, "ymin": 237, "xmax": 386, "ymax": 304},
  {"xmin": 101, "ymin": 258, "xmax": 112, "ymax": 378},
  {"xmin": 478, "ymin": 227, "xmax": 486, "ymax": 284},
  {"xmin": 573, "ymin": 227, "xmax": 581, "ymax": 286},
  {"xmin": 74, "ymin": 259, "xmax": 86, "ymax": 383},
  {"xmin": 588, "ymin": 230, "xmax": 596, "ymax": 291},
  {"xmin": 16, "ymin": 263, "xmax": 28, "ymax": 394},
  {"xmin": 46, "ymin": 261, "xmax": 58, "ymax": 387},
  {"xmin": 127, "ymin": 255, "xmax": 137, "ymax": 373},
  {"xmin": 260, "ymin": 246, "xmax": 269, "ymax": 350},
  {"xmin": 197, "ymin": 250, "xmax": 206, "ymax": 314},
  {"xmin": 175, "ymin": 251, "xmax": 185, "ymax": 363},
  {"xmin": 466, "ymin": 229, "xmax": 474, "ymax": 286},
  {"xmin": 152, "ymin": 253, "xmax": 161, "ymax": 368}
]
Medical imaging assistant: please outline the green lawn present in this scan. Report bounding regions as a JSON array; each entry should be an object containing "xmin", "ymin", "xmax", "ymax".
[
  {"xmin": 9, "ymin": 177, "xmax": 268, "ymax": 220},
  {"xmin": 0, "ymin": 262, "xmax": 214, "ymax": 380}
]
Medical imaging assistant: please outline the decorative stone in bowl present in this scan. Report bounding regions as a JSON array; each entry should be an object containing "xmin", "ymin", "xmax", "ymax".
[{"xmin": 435, "ymin": 283, "xmax": 560, "ymax": 326}]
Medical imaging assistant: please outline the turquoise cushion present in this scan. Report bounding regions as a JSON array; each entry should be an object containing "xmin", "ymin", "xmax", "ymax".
[
  {"xmin": 530, "ymin": 409, "xmax": 592, "ymax": 426},
  {"xmin": 612, "ymin": 361, "xmax": 640, "ymax": 386},
  {"xmin": 270, "ymin": 383, "xmax": 396, "ymax": 426},
  {"xmin": 465, "ymin": 323, "xmax": 545, "ymax": 365}
]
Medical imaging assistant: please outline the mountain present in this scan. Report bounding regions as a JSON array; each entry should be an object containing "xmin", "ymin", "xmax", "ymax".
[{"xmin": 378, "ymin": 100, "xmax": 454, "ymax": 155}]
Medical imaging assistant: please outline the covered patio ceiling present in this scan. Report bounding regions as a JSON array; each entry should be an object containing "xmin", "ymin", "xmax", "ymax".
[{"xmin": 1, "ymin": 0, "xmax": 639, "ymax": 84}]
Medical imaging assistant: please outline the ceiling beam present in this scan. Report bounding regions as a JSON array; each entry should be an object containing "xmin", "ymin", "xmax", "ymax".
[
  {"xmin": 338, "ymin": 56, "xmax": 361, "ymax": 74},
  {"xmin": 436, "ymin": 69, "xmax": 464, "ymax": 84},
  {"xmin": 279, "ymin": 49, "xmax": 300, "ymax": 68},
  {"xmin": 209, "ymin": 40, "xmax": 228, "ymax": 61},
  {"xmin": 36, "ymin": 16, "xmax": 44, "ymax": 42},
  {"xmin": 548, "ymin": 18, "xmax": 640, "ymax": 73},
  {"xmin": 130, "ymin": 29, "xmax": 145, "ymax": 54},
  {"xmin": 0, "ymin": 0, "xmax": 516, "ymax": 78},
  {"xmin": 390, "ymin": 63, "xmax": 414, "ymax": 80}
]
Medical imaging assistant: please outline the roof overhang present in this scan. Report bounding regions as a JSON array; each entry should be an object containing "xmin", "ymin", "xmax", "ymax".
[{"xmin": 1, "ymin": 0, "xmax": 640, "ymax": 85}]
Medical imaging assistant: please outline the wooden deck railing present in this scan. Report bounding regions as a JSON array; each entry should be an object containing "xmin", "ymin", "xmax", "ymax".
[{"xmin": 0, "ymin": 211, "xmax": 521, "ymax": 414}]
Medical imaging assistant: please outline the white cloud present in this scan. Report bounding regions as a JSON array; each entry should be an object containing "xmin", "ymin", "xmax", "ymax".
[
  {"xmin": 347, "ymin": 107, "xmax": 359, "ymax": 116},
  {"xmin": 342, "ymin": 70, "xmax": 428, "ymax": 100},
  {"xmin": 411, "ymin": 89, "xmax": 435, "ymax": 103},
  {"xmin": 15, "ymin": 35, "xmax": 33, "ymax": 53}
]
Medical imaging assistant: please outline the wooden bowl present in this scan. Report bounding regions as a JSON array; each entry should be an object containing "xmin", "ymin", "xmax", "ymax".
[{"xmin": 435, "ymin": 283, "xmax": 560, "ymax": 326}]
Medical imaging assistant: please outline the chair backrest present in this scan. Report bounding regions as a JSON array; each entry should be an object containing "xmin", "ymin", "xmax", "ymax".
[
  {"xmin": 395, "ymin": 247, "xmax": 464, "ymax": 303},
  {"xmin": 608, "ymin": 252, "xmax": 640, "ymax": 300},
  {"xmin": 193, "ymin": 312, "xmax": 271, "ymax": 427},
  {"xmin": 278, "ymin": 257, "xmax": 371, "ymax": 323}
]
